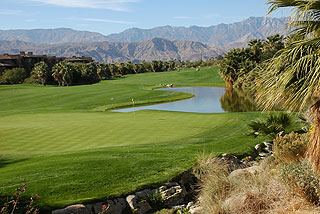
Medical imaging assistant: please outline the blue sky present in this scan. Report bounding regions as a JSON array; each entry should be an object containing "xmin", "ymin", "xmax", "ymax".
[{"xmin": 1, "ymin": 0, "xmax": 290, "ymax": 35}]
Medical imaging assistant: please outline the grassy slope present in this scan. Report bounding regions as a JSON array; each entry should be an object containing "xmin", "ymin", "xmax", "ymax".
[{"xmin": 0, "ymin": 66, "xmax": 260, "ymax": 210}]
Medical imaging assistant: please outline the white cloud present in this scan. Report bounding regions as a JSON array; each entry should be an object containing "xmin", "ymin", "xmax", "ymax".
[
  {"xmin": 27, "ymin": 0, "xmax": 141, "ymax": 11},
  {"xmin": 66, "ymin": 17, "xmax": 135, "ymax": 25},
  {"xmin": 80, "ymin": 17, "xmax": 135, "ymax": 24},
  {"xmin": 174, "ymin": 16, "xmax": 192, "ymax": 19},
  {"xmin": 24, "ymin": 19, "xmax": 36, "ymax": 22},
  {"xmin": 0, "ymin": 9, "xmax": 22, "ymax": 15},
  {"xmin": 201, "ymin": 13, "xmax": 221, "ymax": 19}
]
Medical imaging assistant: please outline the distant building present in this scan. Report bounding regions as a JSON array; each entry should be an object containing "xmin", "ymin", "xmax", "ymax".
[
  {"xmin": 0, "ymin": 52, "xmax": 93, "ymax": 75},
  {"xmin": 64, "ymin": 56, "xmax": 93, "ymax": 63}
]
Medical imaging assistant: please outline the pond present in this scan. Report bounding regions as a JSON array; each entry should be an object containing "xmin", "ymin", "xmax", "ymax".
[{"xmin": 113, "ymin": 87, "xmax": 258, "ymax": 113}]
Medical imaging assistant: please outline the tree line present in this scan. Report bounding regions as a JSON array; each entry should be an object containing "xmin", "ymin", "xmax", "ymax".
[
  {"xmin": 218, "ymin": 34, "xmax": 284, "ymax": 88},
  {"xmin": 0, "ymin": 58, "xmax": 217, "ymax": 85}
]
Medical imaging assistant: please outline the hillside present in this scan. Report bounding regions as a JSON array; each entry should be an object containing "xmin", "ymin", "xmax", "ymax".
[
  {"xmin": 0, "ymin": 38, "xmax": 225, "ymax": 63},
  {"xmin": 0, "ymin": 17, "xmax": 288, "ymax": 49},
  {"xmin": 105, "ymin": 17, "xmax": 288, "ymax": 48},
  {"xmin": 0, "ymin": 28, "xmax": 107, "ymax": 44}
]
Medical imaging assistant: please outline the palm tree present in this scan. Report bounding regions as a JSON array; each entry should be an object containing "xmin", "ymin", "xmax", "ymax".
[
  {"xmin": 264, "ymin": 34, "xmax": 284, "ymax": 52},
  {"xmin": 32, "ymin": 61, "xmax": 50, "ymax": 85},
  {"xmin": 52, "ymin": 61, "xmax": 72, "ymax": 86},
  {"xmin": 248, "ymin": 39, "xmax": 263, "ymax": 62},
  {"xmin": 258, "ymin": 0, "xmax": 320, "ymax": 172},
  {"xmin": 219, "ymin": 48, "xmax": 254, "ymax": 88}
]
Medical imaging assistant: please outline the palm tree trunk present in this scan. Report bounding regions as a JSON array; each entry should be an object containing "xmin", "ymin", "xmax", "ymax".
[{"xmin": 307, "ymin": 100, "xmax": 320, "ymax": 173}]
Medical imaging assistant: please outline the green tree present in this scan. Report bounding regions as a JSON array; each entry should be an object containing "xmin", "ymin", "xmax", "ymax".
[
  {"xmin": 52, "ymin": 61, "xmax": 72, "ymax": 86},
  {"xmin": 97, "ymin": 63, "xmax": 110, "ymax": 80},
  {"xmin": 0, "ymin": 68, "xmax": 26, "ymax": 84},
  {"xmin": 31, "ymin": 61, "xmax": 50, "ymax": 85},
  {"xmin": 262, "ymin": 34, "xmax": 284, "ymax": 60},
  {"xmin": 258, "ymin": 0, "xmax": 320, "ymax": 172},
  {"xmin": 109, "ymin": 64, "xmax": 119, "ymax": 76},
  {"xmin": 219, "ymin": 48, "xmax": 254, "ymax": 87},
  {"xmin": 248, "ymin": 39, "xmax": 263, "ymax": 62},
  {"xmin": 81, "ymin": 63, "xmax": 99, "ymax": 84}
]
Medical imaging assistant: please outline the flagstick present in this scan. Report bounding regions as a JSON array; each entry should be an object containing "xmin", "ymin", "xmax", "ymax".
[{"xmin": 132, "ymin": 98, "xmax": 135, "ymax": 120}]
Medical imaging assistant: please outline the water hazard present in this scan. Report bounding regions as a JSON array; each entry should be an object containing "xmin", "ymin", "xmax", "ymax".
[{"xmin": 113, "ymin": 87, "xmax": 258, "ymax": 113}]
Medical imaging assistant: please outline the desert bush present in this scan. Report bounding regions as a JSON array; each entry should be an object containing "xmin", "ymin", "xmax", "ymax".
[
  {"xmin": 0, "ymin": 68, "xmax": 27, "ymax": 84},
  {"xmin": 280, "ymin": 161, "xmax": 320, "ymax": 204},
  {"xmin": 248, "ymin": 112, "xmax": 292, "ymax": 138},
  {"xmin": 273, "ymin": 132, "xmax": 309, "ymax": 164},
  {"xmin": 196, "ymin": 157, "xmax": 320, "ymax": 213},
  {"xmin": 195, "ymin": 158, "xmax": 233, "ymax": 213},
  {"xmin": 153, "ymin": 208, "xmax": 190, "ymax": 214},
  {"xmin": 0, "ymin": 183, "xmax": 39, "ymax": 214}
]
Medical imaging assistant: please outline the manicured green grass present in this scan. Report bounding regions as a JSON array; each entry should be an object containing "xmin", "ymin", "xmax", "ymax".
[
  {"xmin": 0, "ymin": 66, "xmax": 260, "ymax": 211},
  {"xmin": 0, "ymin": 66, "xmax": 224, "ymax": 114}
]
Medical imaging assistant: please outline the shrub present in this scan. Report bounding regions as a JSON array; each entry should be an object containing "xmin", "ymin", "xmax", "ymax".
[
  {"xmin": 0, "ymin": 68, "xmax": 27, "ymax": 84},
  {"xmin": 147, "ymin": 192, "xmax": 164, "ymax": 209},
  {"xmin": 248, "ymin": 112, "xmax": 292, "ymax": 138},
  {"xmin": 195, "ymin": 158, "xmax": 232, "ymax": 213},
  {"xmin": 196, "ymin": 157, "xmax": 320, "ymax": 213},
  {"xmin": 280, "ymin": 161, "xmax": 320, "ymax": 204},
  {"xmin": 0, "ymin": 183, "xmax": 39, "ymax": 214},
  {"xmin": 154, "ymin": 208, "xmax": 190, "ymax": 214},
  {"xmin": 273, "ymin": 132, "xmax": 309, "ymax": 164},
  {"xmin": 23, "ymin": 74, "xmax": 41, "ymax": 84}
]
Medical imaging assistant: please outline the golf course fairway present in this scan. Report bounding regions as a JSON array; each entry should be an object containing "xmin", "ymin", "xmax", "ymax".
[{"xmin": 0, "ymin": 66, "xmax": 262, "ymax": 210}]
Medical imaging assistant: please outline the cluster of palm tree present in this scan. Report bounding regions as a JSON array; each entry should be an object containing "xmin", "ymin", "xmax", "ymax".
[
  {"xmin": 219, "ymin": 34, "xmax": 284, "ymax": 88},
  {"xmin": 30, "ymin": 60, "xmax": 180, "ymax": 86},
  {"xmin": 257, "ymin": 0, "xmax": 320, "ymax": 172},
  {"xmin": 29, "ymin": 58, "xmax": 219, "ymax": 86}
]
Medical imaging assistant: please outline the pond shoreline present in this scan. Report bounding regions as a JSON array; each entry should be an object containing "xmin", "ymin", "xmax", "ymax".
[{"xmin": 112, "ymin": 86, "xmax": 227, "ymax": 113}]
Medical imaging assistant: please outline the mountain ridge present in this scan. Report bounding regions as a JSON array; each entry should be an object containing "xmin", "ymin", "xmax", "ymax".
[
  {"xmin": 0, "ymin": 17, "xmax": 288, "ymax": 48},
  {"xmin": 0, "ymin": 38, "xmax": 225, "ymax": 63}
]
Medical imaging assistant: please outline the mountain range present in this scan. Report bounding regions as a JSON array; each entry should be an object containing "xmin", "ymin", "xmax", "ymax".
[
  {"xmin": 0, "ymin": 17, "xmax": 289, "ymax": 63},
  {"xmin": 0, "ymin": 39, "xmax": 224, "ymax": 63}
]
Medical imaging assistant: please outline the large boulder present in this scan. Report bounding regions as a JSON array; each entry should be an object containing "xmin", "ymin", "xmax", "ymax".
[
  {"xmin": 126, "ymin": 194, "xmax": 152, "ymax": 214},
  {"xmin": 52, "ymin": 204, "xmax": 91, "ymax": 214},
  {"xmin": 221, "ymin": 153, "xmax": 243, "ymax": 171},
  {"xmin": 228, "ymin": 165, "xmax": 262, "ymax": 179},
  {"xmin": 263, "ymin": 142, "xmax": 273, "ymax": 153},
  {"xmin": 158, "ymin": 182, "xmax": 187, "ymax": 207}
]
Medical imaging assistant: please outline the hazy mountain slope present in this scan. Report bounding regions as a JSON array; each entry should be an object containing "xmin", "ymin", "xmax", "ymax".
[
  {"xmin": 0, "ymin": 38, "xmax": 225, "ymax": 63},
  {"xmin": 105, "ymin": 17, "xmax": 288, "ymax": 47},
  {"xmin": 0, "ymin": 17, "xmax": 288, "ymax": 48},
  {"xmin": 0, "ymin": 28, "xmax": 107, "ymax": 44}
]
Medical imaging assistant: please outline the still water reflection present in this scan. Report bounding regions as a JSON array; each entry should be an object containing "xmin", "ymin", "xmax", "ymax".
[{"xmin": 113, "ymin": 87, "xmax": 258, "ymax": 113}]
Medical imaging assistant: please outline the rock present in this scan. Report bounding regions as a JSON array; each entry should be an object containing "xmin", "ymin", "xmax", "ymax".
[
  {"xmin": 302, "ymin": 126, "xmax": 309, "ymax": 133},
  {"xmin": 126, "ymin": 194, "xmax": 152, "ymax": 214},
  {"xmin": 255, "ymin": 144, "xmax": 263, "ymax": 153},
  {"xmin": 52, "ymin": 204, "xmax": 91, "ymax": 214},
  {"xmin": 229, "ymin": 165, "xmax": 262, "ymax": 179},
  {"xmin": 178, "ymin": 171, "xmax": 198, "ymax": 193},
  {"xmin": 159, "ymin": 182, "xmax": 187, "ymax": 207},
  {"xmin": 135, "ymin": 189, "xmax": 156, "ymax": 199},
  {"xmin": 171, "ymin": 205, "xmax": 186, "ymax": 209},
  {"xmin": 105, "ymin": 198, "xmax": 129, "ymax": 214},
  {"xmin": 263, "ymin": 142, "xmax": 273, "ymax": 153},
  {"xmin": 221, "ymin": 153, "xmax": 243, "ymax": 171},
  {"xmin": 259, "ymin": 152, "xmax": 270, "ymax": 158},
  {"xmin": 93, "ymin": 202, "xmax": 104, "ymax": 214},
  {"xmin": 278, "ymin": 131, "xmax": 285, "ymax": 137},
  {"xmin": 189, "ymin": 206, "xmax": 202, "ymax": 214}
]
